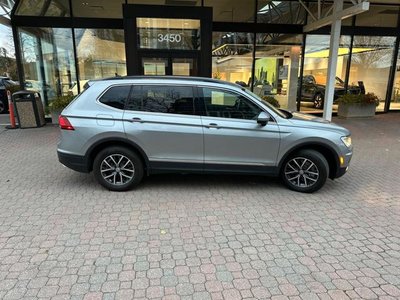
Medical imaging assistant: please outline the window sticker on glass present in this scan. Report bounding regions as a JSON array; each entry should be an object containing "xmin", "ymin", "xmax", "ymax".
[{"xmin": 211, "ymin": 91, "xmax": 225, "ymax": 105}]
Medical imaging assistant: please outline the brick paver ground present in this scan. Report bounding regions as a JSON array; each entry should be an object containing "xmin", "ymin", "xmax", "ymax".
[{"xmin": 0, "ymin": 113, "xmax": 400, "ymax": 300}]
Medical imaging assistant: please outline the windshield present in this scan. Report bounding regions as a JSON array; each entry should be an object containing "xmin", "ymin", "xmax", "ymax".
[{"xmin": 243, "ymin": 89, "xmax": 289, "ymax": 119}]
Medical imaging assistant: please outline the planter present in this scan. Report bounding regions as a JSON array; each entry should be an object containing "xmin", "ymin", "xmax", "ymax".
[
  {"xmin": 51, "ymin": 110, "xmax": 62, "ymax": 124},
  {"xmin": 338, "ymin": 103, "xmax": 376, "ymax": 118}
]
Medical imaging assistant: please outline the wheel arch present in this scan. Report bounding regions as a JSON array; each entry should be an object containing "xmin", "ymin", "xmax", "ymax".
[
  {"xmin": 278, "ymin": 142, "xmax": 340, "ymax": 179},
  {"xmin": 85, "ymin": 138, "xmax": 150, "ymax": 175}
]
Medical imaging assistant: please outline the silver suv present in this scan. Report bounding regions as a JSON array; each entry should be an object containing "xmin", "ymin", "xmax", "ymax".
[{"xmin": 57, "ymin": 76, "xmax": 353, "ymax": 193}]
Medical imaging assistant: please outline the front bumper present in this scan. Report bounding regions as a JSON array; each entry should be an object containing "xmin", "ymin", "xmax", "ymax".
[
  {"xmin": 335, "ymin": 150, "xmax": 352, "ymax": 179},
  {"xmin": 58, "ymin": 151, "xmax": 90, "ymax": 173},
  {"xmin": 336, "ymin": 167, "xmax": 348, "ymax": 178}
]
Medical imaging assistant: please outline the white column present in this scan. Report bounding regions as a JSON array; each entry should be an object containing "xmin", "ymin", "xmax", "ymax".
[
  {"xmin": 323, "ymin": 0, "xmax": 343, "ymax": 121},
  {"xmin": 287, "ymin": 46, "xmax": 301, "ymax": 111}
]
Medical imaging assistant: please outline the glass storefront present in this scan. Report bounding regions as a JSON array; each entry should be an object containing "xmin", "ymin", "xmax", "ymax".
[
  {"xmin": 72, "ymin": 0, "xmax": 125, "ymax": 18},
  {"xmin": 205, "ymin": 0, "xmax": 255, "ymax": 22},
  {"xmin": 391, "ymin": 52, "xmax": 400, "ymax": 110},
  {"xmin": 137, "ymin": 18, "xmax": 200, "ymax": 50},
  {"xmin": 16, "ymin": 0, "xmax": 70, "ymax": 17},
  {"xmin": 211, "ymin": 32, "xmax": 253, "ymax": 85},
  {"xmin": 74, "ymin": 29, "xmax": 126, "ymax": 92},
  {"xmin": 257, "ymin": 1, "xmax": 306, "ymax": 24},
  {"xmin": 11, "ymin": 1, "xmax": 400, "ymax": 114},
  {"xmin": 349, "ymin": 36, "xmax": 396, "ymax": 112},
  {"xmin": 356, "ymin": 5, "xmax": 399, "ymax": 27},
  {"xmin": 254, "ymin": 34, "xmax": 302, "ymax": 110},
  {"xmin": 301, "ymin": 35, "xmax": 351, "ymax": 113},
  {"xmin": 19, "ymin": 27, "xmax": 77, "ymax": 105}
]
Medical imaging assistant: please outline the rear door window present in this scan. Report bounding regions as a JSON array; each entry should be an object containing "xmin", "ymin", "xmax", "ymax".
[
  {"xmin": 99, "ymin": 85, "xmax": 131, "ymax": 110},
  {"xmin": 126, "ymin": 85, "xmax": 195, "ymax": 115}
]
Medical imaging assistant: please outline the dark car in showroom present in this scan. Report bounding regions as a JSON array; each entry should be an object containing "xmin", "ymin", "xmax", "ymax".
[
  {"xmin": 300, "ymin": 75, "xmax": 363, "ymax": 109},
  {"xmin": 0, "ymin": 77, "xmax": 19, "ymax": 114}
]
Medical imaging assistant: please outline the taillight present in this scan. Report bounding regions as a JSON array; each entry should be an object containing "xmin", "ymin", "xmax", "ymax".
[{"xmin": 59, "ymin": 115, "xmax": 74, "ymax": 130}]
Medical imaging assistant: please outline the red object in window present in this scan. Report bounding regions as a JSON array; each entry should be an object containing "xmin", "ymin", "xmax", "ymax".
[{"xmin": 59, "ymin": 116, "xmax": 74, "ymax": 130}]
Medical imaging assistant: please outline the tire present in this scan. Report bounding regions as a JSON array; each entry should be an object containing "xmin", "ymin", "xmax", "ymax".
[
  {"xmin": 281, "ymin": 149, "xmax": 329, "ymax": 193},
  {"xmin": 93, "ymin": 146, "xmax": 144, "ymax": 191},
  {"xmin": 313, "ymin": 94, "xmax": 323, "ymax": 109}
]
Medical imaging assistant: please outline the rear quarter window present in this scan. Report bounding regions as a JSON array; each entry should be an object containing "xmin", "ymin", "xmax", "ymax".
[{"xmin": 99, "ymin": 85, "xmax": 131, "ymax": 110}]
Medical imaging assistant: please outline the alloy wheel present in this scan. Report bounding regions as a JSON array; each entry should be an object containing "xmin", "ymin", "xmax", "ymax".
[
  {"xmin": 314, "ymin": 95, "xmax": 323, "ymax": 109},
  {"xmin": 284, "ymin": 157, "xmax": 319, "ymax": 188},
  {"xmin": 100, "ymin": 154, "xmax": 135, "ymax": 186}
]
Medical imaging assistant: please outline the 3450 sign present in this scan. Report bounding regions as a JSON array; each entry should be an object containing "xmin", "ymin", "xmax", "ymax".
[{"xmin": 157, "ymin": 33, "xmax": 182, "ymax": 43}]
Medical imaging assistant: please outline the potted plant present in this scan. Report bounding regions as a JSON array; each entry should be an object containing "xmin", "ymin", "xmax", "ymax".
[
  {"xmin": 261, "ymin": 96, "xmax": 280, "ymax": 108},
  {"xmin": 337, "ymin": 92, "xmax": 379, "ymax": 118},
  {"xmin": 49, "ymin": 94, "xmax": 75, "ymax": 124}
]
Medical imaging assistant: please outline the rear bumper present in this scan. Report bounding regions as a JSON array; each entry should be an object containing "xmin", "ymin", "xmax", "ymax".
[{"xmin": 58, "ymin": 151, "xmax": 90, "ymax": 173}]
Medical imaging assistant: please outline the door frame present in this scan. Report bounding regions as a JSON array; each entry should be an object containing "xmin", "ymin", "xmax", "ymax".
[{"xmin": 123, "ymin": 4, "xmax": 212, "ymax": 77}]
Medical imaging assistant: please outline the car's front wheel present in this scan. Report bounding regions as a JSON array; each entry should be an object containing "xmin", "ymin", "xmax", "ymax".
[
  {"xmin": 281, "ymin": 149, "xmax": 329, "ymax": 193},
  {"xmin": 93, "ymin": 146, "xmax": 144, "ymax": 191}
]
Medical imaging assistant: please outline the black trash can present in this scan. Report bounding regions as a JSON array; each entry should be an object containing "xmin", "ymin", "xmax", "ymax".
[{"xmin": 13, "ymin": 90, "xmax": 46, "ymax": 129}]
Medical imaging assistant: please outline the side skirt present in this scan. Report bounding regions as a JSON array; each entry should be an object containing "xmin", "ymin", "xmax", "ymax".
[{"xmin": 149, "ymin": 161, "xmax": 279, "ymax": 176}]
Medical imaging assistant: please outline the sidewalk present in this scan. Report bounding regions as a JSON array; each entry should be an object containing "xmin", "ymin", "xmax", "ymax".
[{"xmin": 0, "ymin": 113, "xmax": 399, "ymax": 299}]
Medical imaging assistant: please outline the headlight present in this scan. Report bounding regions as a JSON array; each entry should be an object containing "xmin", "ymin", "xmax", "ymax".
[{"xmin": 341, "ymin": 136, "xmax": 352, "ymax": 148}]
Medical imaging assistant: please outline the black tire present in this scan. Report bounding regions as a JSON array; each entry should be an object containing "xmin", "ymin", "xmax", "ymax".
[
  {"xmin": 281, "ymin": 149, "xmax": 329, "ymax": 193},
  {"xmin": 93, "ymin": 146, "xmax": 144, "ymax": 191},
  {"xmin": 313, "ymin": 94, "xmax": 323, "ymax": 109}
]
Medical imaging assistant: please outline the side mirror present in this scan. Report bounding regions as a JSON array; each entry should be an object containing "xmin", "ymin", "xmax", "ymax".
[{"xmin": 257, "ymin": 111, "xmax": 270, "ymax": 126}]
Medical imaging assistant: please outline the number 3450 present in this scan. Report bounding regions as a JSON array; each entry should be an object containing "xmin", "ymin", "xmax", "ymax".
[{"xmin": 157, "ymin": 34, "xmax": 182, "ymax": 43}]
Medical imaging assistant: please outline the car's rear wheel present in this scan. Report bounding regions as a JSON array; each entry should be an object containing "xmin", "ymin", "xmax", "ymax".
[
  {"xmin": 313, "ymin": 94, "xmax": 323, "ymax": 109},
  {"xmin": 93, "ymin": 146, "xmax": 143, "ymax": 191},
  {"xmin": 281, "ymin": 149, "xmax": 329, "ymax": 193}
]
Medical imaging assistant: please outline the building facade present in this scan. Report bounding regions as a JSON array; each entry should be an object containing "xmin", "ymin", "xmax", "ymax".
[{"xmin": 10, "ymin": 0, "xmax": 400, "ymax": 113}]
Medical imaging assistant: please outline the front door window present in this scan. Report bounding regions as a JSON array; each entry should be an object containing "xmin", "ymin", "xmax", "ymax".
[{"xmin": 201, "ymin": 87, "xmax": 262, "ymax": 120}]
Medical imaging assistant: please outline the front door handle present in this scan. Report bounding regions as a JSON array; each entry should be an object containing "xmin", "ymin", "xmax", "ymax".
[
  {"xmin": 130, "ymin": 117, "xmax": 143, "ymax": 123},
  {"xmin": 207, "ymin": 123, "xmax": 219, "ymax": 129}
]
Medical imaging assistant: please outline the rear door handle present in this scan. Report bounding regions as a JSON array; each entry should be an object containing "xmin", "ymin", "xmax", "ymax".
[{"xmin": 207, "ymin": 123, "xmax": 219, "ymax": 129}]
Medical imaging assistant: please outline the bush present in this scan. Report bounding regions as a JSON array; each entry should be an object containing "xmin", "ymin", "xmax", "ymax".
[
  {"xmin": 261, "ymin": 96, "xmax": 280, "ymax": 108},
  {"xmin": 338, "ymin": 93, "xmax": 380, "ymax": 107},
  {"xmin": 48, "ymin": 95, "xmax": 75, "ymax": 112}
]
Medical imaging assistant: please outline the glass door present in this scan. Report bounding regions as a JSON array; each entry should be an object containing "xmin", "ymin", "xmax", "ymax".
[
  {"xmin": 140, "ymin": 55, "xmax": 197, "ymax": 76},
  {"xmin": 142, "ymin": 57, "xmax": 168, "ymax": 75},
  {"xmin": 136, "ymin": 17, "xmax": 200, "ymax": 77},
  {"xmin": 172, "ymin": 58, "xmax": 197, "ymax": 76}
]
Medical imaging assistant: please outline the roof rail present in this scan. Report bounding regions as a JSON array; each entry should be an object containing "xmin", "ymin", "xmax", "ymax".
[{"xmin": 100, "ymin": 75, "xmax": 240, "ymax": 88}]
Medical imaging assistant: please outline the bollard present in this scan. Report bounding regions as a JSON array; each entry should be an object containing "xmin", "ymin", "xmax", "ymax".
[{"xmin": 7, "ymin": 90, "xmax": 16, "ymax": 129}]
